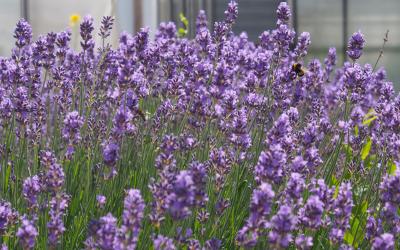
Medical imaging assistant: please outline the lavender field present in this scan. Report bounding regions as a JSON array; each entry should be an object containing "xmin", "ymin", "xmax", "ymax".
[{"xmin": 0, "ymin": 1, "xmax": 399, "ymax": 249}]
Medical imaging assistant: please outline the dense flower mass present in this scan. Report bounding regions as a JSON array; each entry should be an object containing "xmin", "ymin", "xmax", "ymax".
[{"xmin": 0, "ymin": 2, "xmax": 399, "ymax": 249}]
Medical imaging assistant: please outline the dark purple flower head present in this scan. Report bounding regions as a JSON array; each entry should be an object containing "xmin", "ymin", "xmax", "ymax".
[
  {"xmin": 285, "ymin": 172, "xmax": 305, "ymax": 204},
  {"xmin": 295, "ymin": 235, "xmax": 313, "ymax": 250},
  {"xmin": 329, "ymin": 182, "xmax": 353, "ymax": 244},
  {"xmin": 189, "ymin": 161, "xmax": 208, "ymax": 207},
  {"xmin": 224, "ymin": 1, "xmax": 238, "ymax": 25},
  {"xmin": 96, "ymin": 195, "xmax": 107, "ymax": 208},
  {"xmin": 80, "ymin": 15, "xmax": 94, "ymax": 51},
  {"xmin": 45, "ymin": 162, "xmax": 65, "ymax": 193},
  {"xmin": 269, "ymin": 205, "xmax": 296, "ymax": 248},
  {"xmin": 347, "ymin": 31, "xmax": 365, "ymax": 61},
  {"xmin": 196, "ymin": 10, "xmax": 208, "ymax": 33},
  {"xmin": 62, "ymin": 111, "xmax": 83, "ymax": 142},
  {"xmin": 324, "ymin": 47, "xmax": 337, "ymax": 78},
  {"xmin": 276, "ymin": 2, "xmax": 291, "ymax": 25},
  {"xmin": 121, "ymin": 189, "xmax": 145, "ymax": 249},
  {"xmin": 99, "ymin": 16, "xmax": 115, "ymax": 39},
  {"xmin": 254, "ymin": 144, "xmax": 286, "ymax": 185},
  {"xmin": 153, "ymin": 235, "xmax": 176, "ymax": 250},
  {"xmin": 167, "ymin": 170, "xmax": 195, "ymax": 220},
  {"xmin": 22, "ymin": 175, "xmax": 42, "ymax": 210},
  {"xmin": 298, "ymin": 195, "xmax": 324, "ymax": 229},
  {"xmin": 0, "ymin": 200, "xmax": 19, "ymax": 235},
  {"xmin": 205, "ymin": 238, "xmax": 222, "ymax": 250},
  {"xmin": 14, "ymin": 19, "xmax": 32, "ymax": 48},
  {"xmin": 112, "ymin": 107, "xmax": 136, "ymax": 136},
  {"xmin": 47, "ymin": 193, "xmax": 70, "ymax": 246},
  {"xmin": 160, "ymin": 134, "xmax": 179, "ymax": 154},
  {"xmin": 17, "ymin": 217, "xmax": 38, "ymax": 250},
  {"xmin": 102, "ymin": 141, "xmax": 119, "ymax": 167},
  {"xmin": 87, "ymin": 213, "xmax": 119, "ymax": 250},
  {"xmin": 247, "ymin": 182, "xmax": 275, "ymax": 228},
  {"xmin": 294, "ymin": 32, "xmax": 311, "ymax": 58},
  {"xmin": 372, "ymin": 233, "xmax": 394, "ymax": 250}
]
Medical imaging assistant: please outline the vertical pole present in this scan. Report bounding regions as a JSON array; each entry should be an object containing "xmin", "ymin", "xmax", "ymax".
[
  {"xmin": 21, "ymin": 0, "xmax": 29, "ymax": 21},
  {"xmin": 343, "ymin": 0, "xmax": 348, "ymax": 61},
  {"xmin": 134, "ymin": 0, "xmax": 143, "ymax": 33},
  {"xmin": 292, "ymin": 0, "xmax": 298, "ymax": 44},
  {"xmin": 170, "ymin": 0, "xmax": 175, "ymax": 22}
]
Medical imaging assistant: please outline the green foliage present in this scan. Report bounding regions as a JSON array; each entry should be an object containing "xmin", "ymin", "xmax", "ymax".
[{"xmin": 178, "ymin": 13, "xmax": 189, "ymax": 37}]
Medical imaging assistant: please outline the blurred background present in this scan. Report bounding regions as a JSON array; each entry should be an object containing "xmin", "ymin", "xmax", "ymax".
[{"xmin": 0, "ymin": 0, "xmax": 399, "ymax": 89}]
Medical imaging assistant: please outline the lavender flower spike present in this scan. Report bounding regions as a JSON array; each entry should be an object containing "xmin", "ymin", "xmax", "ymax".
[
  {"xmin": 121, "ymin": 189, "xmax": 145, "ymax": 249},
  {"xmin": 372, "ymin": 233, "xmax": 394, "ymax": 250},
  {"xmin": 347, "ymin": 31, "xmax": 365, "ymax": 61},
  {"xmin": 14, "ymin": 19, "xmax": 32, "ymax": 48},
  {"xmin": 17, "ymin": 217, "xmax": 38, "ymax": 250}
]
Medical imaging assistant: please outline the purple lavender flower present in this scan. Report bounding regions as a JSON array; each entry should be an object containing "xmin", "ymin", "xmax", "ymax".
[
  {"xmin": 276, "ymin": 2, "xmax": 291, "ymax": 25},
  {"xmin": 56, "ymin": 29, "xmax": 71, "ymax": 60},
  {"xmin": 85, "ymin": 213, "xmax": 118, "ymax": 250},
  {"xmin": 329, "ymin": 182, "xmax": 353, "ymax": 244},
  {"xmin": 80, "ymin": 15, "xmax": 94, "ymax": 51},
  {"xmin": 153, "ymin": 235, "xmax": 176, "ymax": 250},
  {"xmin": 121, "ymin": 189, "xmax": 145, "ymax": 249},
  {"xmin": 237, "ymin": 182, "xmax": 275, "ymax": 248},
  {"xmin": 166, "ymin": 170, "xmax": 195, "ymax": 220},
  {"xmin": 294, "ymin": 32, "xmax": 311, "ymax": 58},
  {"xmin": 0, "ymin": 200, "xmax": 18, "ymax": 235},
  {"xmin": 205, "ymin": 238, "xmax": 222, "ymax": 250},
  {"xmin": 112, "ymin": 106, "xmax": 136, "ymax": 136},
  {"xmin": 17, "ymin": 217, "xmax": 38, "ymax": 250},
  {"xmin": 96, "ymin": 195, "xmax": 107, "ymax": 209},
  {"xmin": 347, "ymin": 31, "xmax": 365, "ymax": 61},
  {"xmin": 324, "ymin": 47, "xmax": 337, "ymax": 79},
  {"xmin": 268, "ymin": 205, "xmax": 297, "ymax": 248},
  {"xmin": 63, "ymin": 111, "xmax": 84, "ymax": 155},
  {"xmin": 45, "ymin": 162, "xmax": 65, "ymax": 193},
  {"xmin": 196, "ymin": 10, "xmax": 208, "ymax": 33},
  {"xmin": 22, "ymin": 175, "xmax": 42, "ymax": 210},
  {"xmin": 47, "ymin": 193, "xmax": 69, "ymax": 247},
  {"xmin": 285, "ymin": 172, "xmax": 305, "ymax": 205},
  {"xmin": 189, "ymin": 161, "xmax": 208, "ymax": 207},
  {"xmin": 224, "ymin": 1, "xmax": 238, "ymax": 25},
  {"xmin": 379, "ymin": 172, "xmax": 400, "ymax": 234},
  {"xmin": 102, "ymin": 141, "xmax": 119, "ymax": 167},
  {"xmin": 295, "ymin": 235, "xmax": 313, "ymax": 250},
  {"xmin": 298, "ymin": 195, "xmax": 324, "ymax": 229},
  {"xmin": 99, "ymin": 16, "xmax": 115, "ymax": 40},
  {"xmin": 14, "ymin": 19, "xmax": 32, "ymax": 48},
  {"xmin": 372, "ymin": 233, "xmax": 394, "ymax": 250},
  {"xmin": 254, "ymin": 144, "xmax": 286, "ymax": 185}
]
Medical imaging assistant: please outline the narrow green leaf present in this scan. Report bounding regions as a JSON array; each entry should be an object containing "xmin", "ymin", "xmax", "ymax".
[
  {"xmin": 180, "ymin": 13, "xmax": 189, "ymax": 27},
  {"xmin": 362, "ymin": 116, "xmax": 377, "ymax": 126},
  {"xmin": 361, "ymin": 137, "xmax": 372, "ymax": 160},
  {"xmin": 354, "ymin": 125, "xmax": 359, "ymax": 137},
  {"xmin": 344, "ymin": 230, "xmax": 354, "ymax": 245},
  {"xmin": 361, "ymin": 201, "xmax": 368, "ymax": 214},
  {"xmin": 389, "ymin": 161, "xmax": 397, "ymax": 175},
  {"xmin": 178, "ymin": 28, "xmax": 187, "ymax": 37}
]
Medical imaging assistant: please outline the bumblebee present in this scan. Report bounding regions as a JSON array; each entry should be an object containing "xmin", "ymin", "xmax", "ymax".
[
  {"xmin": 292, "ymin": 63, "xmax": 306, "ymax": 77},
  {"xmin": 137, "ymin": 109, "xmax": 146, "ymax": 121}
]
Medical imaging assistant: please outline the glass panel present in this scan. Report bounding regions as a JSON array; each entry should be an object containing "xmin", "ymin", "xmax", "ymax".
[
  {"xmin": 213, "ymin": 0, "xmax": 280, "ymax": 41},
  {"xmin": 297, "ymin": 0, "xmax": 343, "ymax": 50},
  {"xmin": 0, "ymin": 0, "xmax": 21, "ymax": 56},
  {"xmin": 349, "ymin": 0, "xmax": 400, "ymax": 89}
]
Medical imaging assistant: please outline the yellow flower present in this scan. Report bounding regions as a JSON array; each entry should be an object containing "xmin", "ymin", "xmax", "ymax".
[{"xmin": 69, "ymin": 14, "xmax": 81, "ymax": 27}]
